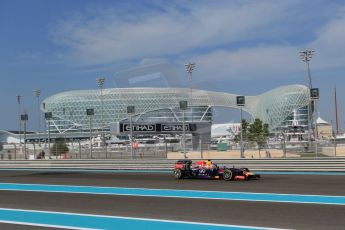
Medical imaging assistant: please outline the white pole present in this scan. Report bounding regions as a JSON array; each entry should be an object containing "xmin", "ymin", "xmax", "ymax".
[
  {"xmin": 282, "ymin": 132, "xmax": 286, "ymax": 158},
  {"xmin": 34, "ymin": 90, "xmax": 41, "ymax": 147},
  {"xmin": 96, "ymin": 78, "xmax": 106, "ymax": 158},
  {"xmin": 130, "ymin": 114, "xmax": 134, "ymax": 158},
  {"xmin": 90, "ymin": 116, "xmax": 93, "ymax": 159},
  {"xmin": 183, "ymin": 111, "xmax": 186, "ymax": 158},
  {"xmin": 48, "ymin": 120, "xmax": 51, "ymax": 159},
  {"xmin": 313, "ymin": 100, "xmax": 318, "ymax": 158},
  {"xmin": 334, "ymin": 135, "xmax": 337, "ymax": 157},
  {"xmin": 37, "ymin": 95, "xmax": 41, "ymax": 146},
  {"xmin": 23, "ymin": 120, "xmax": 26, "ymax": 159}
]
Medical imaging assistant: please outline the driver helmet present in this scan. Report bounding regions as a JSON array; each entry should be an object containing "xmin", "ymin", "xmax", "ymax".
[{"xmin": 205, "ymin": 159, "xmax": 213, "ymax": 167}]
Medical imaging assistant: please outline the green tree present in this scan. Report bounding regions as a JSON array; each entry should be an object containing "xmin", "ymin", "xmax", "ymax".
[
  {"xmin": 51, "ymin": 138, "xmax": 69, "ymax": 156},
  {"xmin": 247, "ymin": 118, "xmax": 269, "ymax": 157}
]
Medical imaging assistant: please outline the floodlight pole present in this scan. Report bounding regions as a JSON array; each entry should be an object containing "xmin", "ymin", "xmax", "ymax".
[
  {"xmin": 185, "ymin": 62, "xmax": 196, "ymax": 121},
  {"xmin": 240, "ymin": 107, "xmax": 243, "ymax": 158},
  {"xmin": 96, "ymin": 78, "xmax": 107, "ymax": 158},
  {"xmin": 130, "ymin": 114, "xmax": 133, "ymax": 158},
  {"xmin": 16, "ymin": 95, "xmax": 22, "ymax": 148},
  {"xmin": 310, "ymin": 88, "xmax": 320, "ymax": 158},
  {"xmin": 183, "ymin": 111, "xmax": 186, "ymax": 157},
  {"xmin": 237, "ymin": 96, "xmax": 245, "ymax": 158},
  {"xmin": 300, "ymin": 49, "xmax": 315, "ymax": 151},
  {"xmin": 23, "ymin": 113, "xmax": 27, "ymax": 159},
  {"xmin": 314, "ymin": 101, "xmax": 318, "ymax": 157},
  {"xmin": 90, "ymin": 116, "xmax": 92, "ymax": 158},
  {"xmin": 45, "ymin": 112, "xmax": 52, "ymax": 159},
  {"xmin": 87, "ymin": 109, "xmax": 94, "ymax": 159},
  {"xmin": 48, "ymin": 121, "xmax": 51, "ymax": 159},
  {"xmin": 179, "ymin": 101, "xmax": 188, "ymax": 158},
  {"xmin": 34, "ymin": 89, "xmax": 41, "ymax": 146},
  {"xmin": 21, "ymin": 112, "xmax": 28, "ymax": 159}
]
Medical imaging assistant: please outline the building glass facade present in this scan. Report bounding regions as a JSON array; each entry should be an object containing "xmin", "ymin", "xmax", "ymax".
[{"xmin": 42, "ymin": 85, "xmax": 310, "ymax": 134}]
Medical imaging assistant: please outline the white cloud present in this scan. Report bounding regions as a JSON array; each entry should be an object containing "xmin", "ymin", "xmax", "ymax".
[
  {"xmin": 311, "ymin": 7, "xmax": 345, "ymax": 69},
  {"xmin": 138, "ymin": 58, "xmax": 170, "ymax": 66},
  {"xmin": 48, "ymin": 0, "xmax": 345, "ymax": 85},
  {"xmin": 184, "ymin": 4, "xmax": 345, "ymax": 82},
  {"xmin": 50, "ymin": 1, "xmax": 297, "ymax": 65},
  {"xmin": 188, "ymin": 45, "xmax": 301, "ymax": 81}
]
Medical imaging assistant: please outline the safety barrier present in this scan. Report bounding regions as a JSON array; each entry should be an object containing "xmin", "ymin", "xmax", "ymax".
[{"xmin": 0, "ymin": 158, "xmax": 344, "ymax": 172}]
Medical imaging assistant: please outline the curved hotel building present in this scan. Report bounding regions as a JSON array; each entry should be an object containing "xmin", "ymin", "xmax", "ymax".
[{"xmin": 42, "ymin": 84, "xmax": 310, "ymax": 136}]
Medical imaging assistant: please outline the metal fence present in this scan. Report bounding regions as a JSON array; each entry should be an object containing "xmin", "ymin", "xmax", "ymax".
[
  {"xmin": 0, "ymin": 141, "xmax": 184, "ymax": 160},
  {"xmin": 0, "ymin": 139, "xmax": 343, "ymax": 160},
  {"xmin": 0, "ymin": 158, "xmax": 344, "ymax": 172}
]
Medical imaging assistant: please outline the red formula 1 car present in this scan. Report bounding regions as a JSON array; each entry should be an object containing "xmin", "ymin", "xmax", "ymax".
[{"xmin": 174, "ymin": 160, "xmax": 260, "ymax": 181}]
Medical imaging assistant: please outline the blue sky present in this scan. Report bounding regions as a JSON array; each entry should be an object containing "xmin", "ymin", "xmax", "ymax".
[{"xmin": 1, "ymin": 0, "xmax": 345, "ymax": 131}]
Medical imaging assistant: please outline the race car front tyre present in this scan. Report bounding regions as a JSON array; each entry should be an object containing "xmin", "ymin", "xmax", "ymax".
[
  {"xmin": 174, "ymin": 169, "xmax": 183, "ymax": 179},
  {"xmin": 223, "ymin": 169, "xmax": 233, "ymax": 181}
]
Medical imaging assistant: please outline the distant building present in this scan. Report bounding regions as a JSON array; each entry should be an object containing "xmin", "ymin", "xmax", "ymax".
[
  {"xmin": 42, "ymin": 84, "xmax": 310, "ymax": 134},
  {"xmin": 316, "ymin": 117, "xmax": 333, "ymax": 139},
  {"xmin": 0, "ymin": 130, "xmax": 20, "ymax": 144},
  {"xmin": 211, "ymin": 123, "xmax": 241, "ymax": 138},
  {"xmin": 1, "ymin": 84, "xmax": 312, "ymax": 147},
  {"xmin": 38, "ymin": 84, "xmax": 310, "ymax": 148}
]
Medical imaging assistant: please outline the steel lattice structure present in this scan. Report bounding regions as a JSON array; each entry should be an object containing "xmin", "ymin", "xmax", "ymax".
[{"xmin": 42, "ymin": 84, "xmax": 309, "ymax": 133}]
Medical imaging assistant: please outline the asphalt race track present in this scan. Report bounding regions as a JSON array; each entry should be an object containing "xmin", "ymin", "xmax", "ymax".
[{"xmin": 0, "ymin": 170, "xmax": 344, "ymax": 229}]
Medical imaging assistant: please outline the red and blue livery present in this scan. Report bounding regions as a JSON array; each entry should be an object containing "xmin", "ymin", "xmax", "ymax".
[{"xmin": 174, "ymin": 160, "xmax": 260, "ymax": 181}]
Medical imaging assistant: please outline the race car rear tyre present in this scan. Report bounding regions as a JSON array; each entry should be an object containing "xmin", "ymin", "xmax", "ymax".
[
  {"xmin": 223, "ymin": 169, "xmax": 233, "ymax": 181},
  {"xmin": 174, "ymin": 169, "xmax": 183, "ymax": 179}
]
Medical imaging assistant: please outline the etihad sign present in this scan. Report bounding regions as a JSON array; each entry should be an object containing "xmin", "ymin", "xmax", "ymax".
[
  {"xmin": 120, "ymin": 123, "xmax": 193, "ymax": 133},
  {"xmin": 123, "ymin": 124, "xmax": 156, "ymax": 132}
]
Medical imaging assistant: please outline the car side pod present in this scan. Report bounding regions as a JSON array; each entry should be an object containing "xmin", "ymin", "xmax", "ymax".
[{"xmin": 234, "ymin": 175, "xmax": 246, "ymax": 180}]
